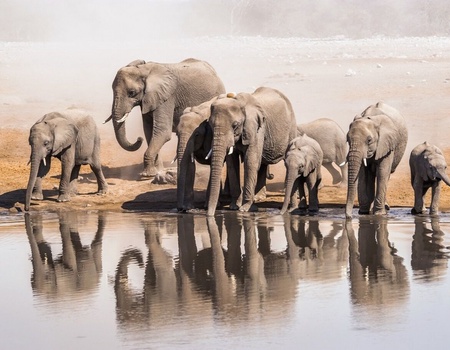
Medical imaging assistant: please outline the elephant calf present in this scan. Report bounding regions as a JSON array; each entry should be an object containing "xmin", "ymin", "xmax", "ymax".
[
  {"xmin": 410, "ymin": 141, "xmax": 450, "ymax": 215},
  {"xmin": 280, "ymin": 133, "xmax": 323, "ymax": 214},
  {"xmin": 297, "ymin": 118, "xmax": 347, "ymax": 187},
  {"xmin": 25, "ymin": 111, "xmax": 108, "ymax": 210}
]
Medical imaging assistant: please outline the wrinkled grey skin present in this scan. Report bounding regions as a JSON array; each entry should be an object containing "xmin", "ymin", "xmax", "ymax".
[
  {"xmin": 207, "ymin": 87, "xmax": 297, "ymax": 216},
  {"xmin": 297, "ymin": 117, "xmax": 347, "ymax": 187},
  {"xmin": 107, "ymin": 58, "xmax": 225, "ymax": 178},
  {"xmin": 345, "ymin": 101, "xmax": 408, "ymax": 219},
  {"xmin": 409, "ymin": 141, "xmax": 450, "ymax": 215},
  {"xmin": 25, "ymin": 111, "xmax": 108, "ymax": 211},
  {"xmin": 280, "ymin": 134, "xmax": 323, "ymax": 215}
]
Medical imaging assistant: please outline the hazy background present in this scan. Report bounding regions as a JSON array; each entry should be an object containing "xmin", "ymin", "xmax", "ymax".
[{"xmin": 1, "ymin": 0, "xmax": 450, "ymax": 42}]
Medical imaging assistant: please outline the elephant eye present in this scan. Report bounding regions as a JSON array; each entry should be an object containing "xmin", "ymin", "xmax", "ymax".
[
  {"xmin": 232, "ymin": 121, "xmax": 240, "ymax": 130},
  {"xmin": 367, "ymin": 136, "xmax": 373, "ymax": 144},
  {"xmin": 44, "ymin": 141, "xmax": 49, "ymax": 146},
  {"xmin": 128, "ymin": 90, "xmax": 137, "ymax": 98}
]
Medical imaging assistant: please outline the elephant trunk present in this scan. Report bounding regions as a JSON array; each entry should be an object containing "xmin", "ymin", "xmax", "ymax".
[
  {"xmin": 112, "ymin": 118, "xmax": 143, "ymax": 152},
  {"xmin": 438, "ymin": 169, "xmax": 450, "ymax": 186},
  {"xmin": 345, "ymin": 148, "xmax": 363, "ymax": 219},
  {"xmin": 207, "ymin": 132, "xmax": 228, "ymax": 217},
  {"xmin": 280, "ymin": 166, "xmax": 298, "ymax": 214},
  {"xmin": 176, "ymin": 135, "xmax": 193, "ymax": 210},
  {"xmin": 25, "ymin": 155, "xmax": 42, "ymax": 211}
]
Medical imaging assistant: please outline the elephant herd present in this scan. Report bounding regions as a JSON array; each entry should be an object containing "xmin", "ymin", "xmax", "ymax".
[{"xmin": 24, "ymin": 58, "xmax": 450, "ymax": 218}]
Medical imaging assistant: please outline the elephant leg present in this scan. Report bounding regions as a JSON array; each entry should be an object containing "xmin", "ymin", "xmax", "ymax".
[
  {"xmin": 58, "ymin": 152, "xmax": 75, "ymax": 202},
  {"xmin": 307, "ymin": 174, "xmax": 320, "ymax": 213},
  {"xmin": 184, "ymin": 161, "xmax": 195, "ymax": 210},
  {"xmin": 226, "ymin": 153, "xmax": 241, "ymax": 210},
  {"xmin": 298, "ymin": 179, "xmax": 308, "ymax": 210},
  {"xmin": 429, "ymin": 182, "xmax": 441, "ymax": 215},
  {"xmin": 32, "ymin": 156, "xmax": 52, "ymax": 200},
  {"xmin": 338, "ymin": 163, "xmax": 348, "ymax": 188},
  {"xmin": 254, "ymin": 164, "xmax": 268, "ymax": 202},
  {"xmin": 69, "ymin": 164, "xmax": 81, "ymax": 196},
  {"xmin": 357, "ymin": 166, "xmax": 374, "ymax": 214},
  {"xmin": 239, "ymin": 147, "xmax": 260, "ymax": 212},
  {"xmin": 411, "ymin": 178, "xmax": 426, "ymax": 214},
  {"xmin": 141, "ymin": 103, "xmax": 175, "ymax": 177},
  {"xmin": 90, "ymin": 159, "xmax": 108, "ymax": 195},
  {"xmin": 373, "ymin": 157, "xmax": 393, "ymax": 215},
  {"xmin": 323, "ymin": 162, "xmax": 341, "ymax": 186}
]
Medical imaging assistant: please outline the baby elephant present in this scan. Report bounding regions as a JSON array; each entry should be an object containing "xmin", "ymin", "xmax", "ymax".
[
  {"xmin": 410, "ymin": 141, "xmax": 450, "ymax": 215},
  {"xmin": 280, "ymin": 133, "xmax": 323, "ymax": 214},
  {"xmin": 25, "ymin": 111, "xmax": 108, "ymax": 210}
]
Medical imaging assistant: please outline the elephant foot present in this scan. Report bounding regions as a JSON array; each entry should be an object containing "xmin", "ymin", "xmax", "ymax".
[
  {"xmin": 358, "ymin": 208, "xmax": 370, "ymax": 215},
  {"xmin": 151, "ymin": 170, "xmax": 176, "ymax": 185},
  {"xmin": 308, "ymin": 209, "xmax": 319, "ymax": 216},
  {"xmin": 140, "ymin": 165, "xmax": 159, "ymax": 178},
  {"xmin": 411, "ymin": 207, "xmax": 426, "ymax": 215},
  {"xmin": 57, "ymin": 193, "xmax": 71, "ymax": 203},
  {"xmin": 31, "ymin": 192, "xmax": 44, "ymax": 200},
  {"xmin": 239, "ymin": 202, "xmax": 258, "ymax": 212},
  {"xmin": 254, "ymin": 187, "xmax": 267, "ymax": 202},
  {"xmin": 373, "ymin": 209, "xmax": 387, "ymax": 216},
  {"xmin": 337, "ymin": 181, "xmax": 347, "ymax": 188},
  {"xmin": 229, "ymin": 201, "xmax": 240, "ymax": 211},
  {"xmin": 96, "ymin": 189, "xmax": 107, "ymax": 196}
]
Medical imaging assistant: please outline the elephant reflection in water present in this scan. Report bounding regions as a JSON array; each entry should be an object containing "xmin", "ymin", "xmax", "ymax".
[
  {"xmin": 411, "ymin": 217, "xmax": 449, "ymax": 278},
  {"xmin": 114, "ymin": 214, "xmax": 304, "ymax": 327},
  {"xmin": 25, "ymin": 211, "xmax": 104, "ymax": 298},
  {"xmin": 344, "ymin": 218, "xmax": 409, "ymax": 311}
]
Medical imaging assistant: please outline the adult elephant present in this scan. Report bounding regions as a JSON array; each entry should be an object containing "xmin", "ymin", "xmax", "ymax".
[
  {"xmin": 345, "ymin": 101, "xmax": 408, "ymax": 219},
  {"xmin": 297, "ymin": 117, "xmax": 347, "ymax": 187},
  {"xmin": 207, "ymin": 87, "xmax": 298, "ymax": 216},
  {"xmin": 105, "ymin": 58, "xmax": 226, "ymax": 178}
]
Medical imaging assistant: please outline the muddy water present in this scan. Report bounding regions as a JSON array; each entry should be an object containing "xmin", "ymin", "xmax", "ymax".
[{"xmin": 1, "ymin": 209, "xmax": 449, "ymax": 349}]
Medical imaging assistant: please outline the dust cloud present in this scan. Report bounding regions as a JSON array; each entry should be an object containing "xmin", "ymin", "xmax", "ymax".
[{"xmin": 1, "ymin": 0, "xmax": 449, "ymax": 169}]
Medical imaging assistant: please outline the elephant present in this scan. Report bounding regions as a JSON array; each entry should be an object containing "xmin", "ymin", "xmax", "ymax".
[
  {"xmin": 105, "ymin": 58, "xmax": 226, "ymax": 178},
  {"xmin": 345, "ymin": 101, "xmax": 408, "ymax": 219},
  {"xmin": 280, "ymin": 133, "xmax": 323, "ymax": 215},
  {"xmin": 25, "ymin": 111, "xmax": 108, "ymax": 211},
  {"xmin": 206, "ymin": 86, "xmax": 298, "ymax": 216},
  {"xmin": 175, "ymin": 94, "xmax": 234, "ymax": 211},
  {"xmin": 297, "ymin": 117, "xmax": 348, "ymax": 187},
  {"xmin": 409, "ymin": 141, "xmax": 450, "ymax": 215}
]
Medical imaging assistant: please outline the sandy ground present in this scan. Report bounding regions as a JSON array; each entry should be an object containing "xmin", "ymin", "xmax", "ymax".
[{"xmin": 1, "ymin": 37, "xmax": 450, "ymax": 215}]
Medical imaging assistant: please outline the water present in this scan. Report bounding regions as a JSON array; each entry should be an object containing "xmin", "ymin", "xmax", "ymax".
[{"xmin": 1, "ymin": 209, "xmax": 450, "ymax": 349}]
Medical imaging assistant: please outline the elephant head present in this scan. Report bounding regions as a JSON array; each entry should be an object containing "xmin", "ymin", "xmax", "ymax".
[
  {"xmin": 25, "ymin": 113, "xmax": 78, "ymax": 211},
  {"xmin": 419, "ymin": 143, "xmax": 450, "ymax": 185},
  {"xmin": 280, "ymin": 136, "xmax": 322, "ymax": 214},
  {"xmin": 107, "ymin": 60, "xmax": 176, "ymax": 152},
  {"xmin": 206, "ymin": 93, "xmax": 265, "ymax": 216},
  {"xmin": 345, "ymin": 114, "xmax": 398, "ymax": 218},
  {"xmin": 176, "ymin": 98, "xmax": 217, "ymax": 211}
]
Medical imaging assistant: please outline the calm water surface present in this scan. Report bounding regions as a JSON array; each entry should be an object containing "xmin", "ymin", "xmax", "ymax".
[{"xmin": 1, "ymin": 209, "xmax": 449, "ymax": 349}]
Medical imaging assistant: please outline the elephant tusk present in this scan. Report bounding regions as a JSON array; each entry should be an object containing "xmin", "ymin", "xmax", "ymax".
[
  {"xmin": 339, "ymin": 161, "xmax": 346, "ymax": 167},
  {"xmin": 205, "ymin": 149, "xmax": 212, "ymax": 160},
  {"xmin": 170, "ymin": 155, "xmax": 177, "ymax": 164},
  {"xmin": 42, "ymin": 157, "xmax": 46, "ymax": 167},
  {"xmin": 103, "ymin": 115, "xmax": 113, "ymax": 124},
  {"xmin": 363, "ymin": 158, "xmax": 367, "ymax": 167},
  {"xmin": 228, "ymin": 146, "xmax": 234, "ymax": 155},
  {"xmin": 27, "ymin": 159, "xmax": 31, "ymax": 166},
  {"xmin": 117, "ymin": 112, "xmax": 129, "ymax": 124}
]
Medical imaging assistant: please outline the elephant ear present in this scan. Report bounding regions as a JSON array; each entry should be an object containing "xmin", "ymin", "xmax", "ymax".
[
  {"xmin": 141, "ymin": 64, "xmax": 177, "ymax": 115},
  {"xmin": 304, "ymin": 145, "xmax": 321, "ymax": 176},
  {"xmin": 241, "ymin": 98, "xmax": 265, "ymax": 146},
  {"xmin": 373, "ymin": 115, "xmax": 397, "ymax": 160},
  {"xmin": 48, "ymin": 116, "xmax": 78, "ymax": 156}
]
